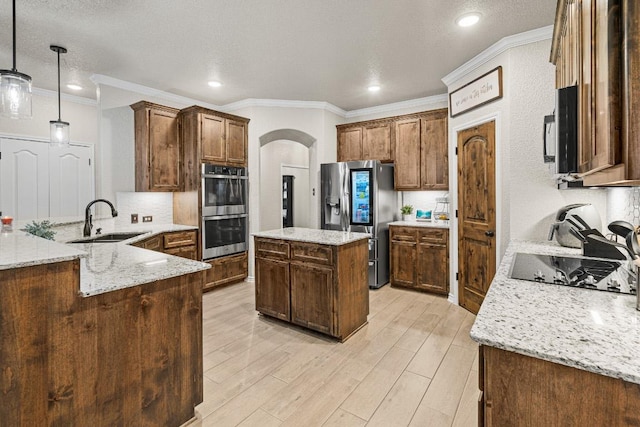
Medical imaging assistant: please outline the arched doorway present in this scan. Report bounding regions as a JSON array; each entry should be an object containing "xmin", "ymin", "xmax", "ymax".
[{"xmin": 258, "ymin": 129, "xmax": 317, "ymax": 231}]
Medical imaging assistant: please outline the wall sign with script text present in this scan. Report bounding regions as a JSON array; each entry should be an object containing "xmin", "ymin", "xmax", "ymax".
[{"xmin": 449, "ymin": 66, "xmax": 503, "ymax": 117}]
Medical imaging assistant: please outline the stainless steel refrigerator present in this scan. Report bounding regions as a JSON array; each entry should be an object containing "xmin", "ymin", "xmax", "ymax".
[{"xmin": 320, "ymin": 160, "xmax": 396, "ymax": 288}]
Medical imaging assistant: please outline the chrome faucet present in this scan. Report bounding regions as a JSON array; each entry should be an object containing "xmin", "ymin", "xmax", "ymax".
[{"xmin": 83, "ymin": 199, "xmax": 118, "ymax": 237}]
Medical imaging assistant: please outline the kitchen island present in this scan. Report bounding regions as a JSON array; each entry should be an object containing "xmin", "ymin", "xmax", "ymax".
[
  {"xmin": 471, "ymin": 240, "xmax": 640, "ymax": 426},
  {"xmin": 0, "ymin": 225, "xmax": 210, "ymax": 426},
  {"xmin": 253, "ymin": 227, "xmax": 370, "ymax": 341}
]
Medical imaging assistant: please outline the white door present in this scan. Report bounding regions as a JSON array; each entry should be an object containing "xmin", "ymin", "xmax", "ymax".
[
  {"xmin": 0, "ymin": 138, "xmax": 50, "ymax": 220},
  {"xmin": 49, "ymin": 144, "xmax": 94, "ymax": 217}
]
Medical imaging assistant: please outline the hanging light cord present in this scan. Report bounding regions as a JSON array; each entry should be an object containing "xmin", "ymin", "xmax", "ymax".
[
  {"xmin": 56, "ymin": 48, "xmax": 61, "ymax": 121},
  {"xmin": 11, "ymin": 0, "xmax": 17, "ymax": 72}
]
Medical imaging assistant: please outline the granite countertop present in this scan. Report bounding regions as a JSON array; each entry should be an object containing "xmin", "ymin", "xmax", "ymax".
[
  {"xmin": 389, "ymin": 220, "xmax": 450, "ymax": 229},
  {"xmin": 0, "ymin": 220, "xmax": 210, "ymax": 297},
  {"xmin": 252, "ymin": 227, "xmax": 370, "ymax": 245},
  {"xmin": 470, "ymin": 239, "xmax": 640, "ymax": 384}
]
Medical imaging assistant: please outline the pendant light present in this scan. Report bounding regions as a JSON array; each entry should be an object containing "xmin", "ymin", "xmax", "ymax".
[
  {"xmin": 50, "ymin": 45, "xmax": 69, "ymax": 146},
  {"xmin": 0, "ymin": 0, "xmax": 32, "ymax": 119}
]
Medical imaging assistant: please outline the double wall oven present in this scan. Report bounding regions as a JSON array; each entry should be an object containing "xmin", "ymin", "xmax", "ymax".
[{"xmin": 201, "ymin": 164, "xmax": 248, "ymax": 260}]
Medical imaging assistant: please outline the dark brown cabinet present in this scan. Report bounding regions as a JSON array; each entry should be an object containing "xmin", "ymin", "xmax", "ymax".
[
  {"xmin": 254, "ymin": 236, "xmax": 368, "ymax": 341},
  {"xmin": 337, "ymin": 109, "xmax": 448, "ymax": 190},
  {"xmin": 394, "ymin": 110, "xmax": 448, "ymax": 191},
  {"xmin": 337, "ymin": 120, "xmax": 393, "ymax": 163},
  {"xmin": 131, "ymin": 230, "xmax": 198, "ymax": 260},
  {"xmin": 180, "ymin": 106, "xmax": 248, "ymax": 168},
  {"xmin": 479, "ymin": 345, "xmax": 640, "ymax": 426},
  {"xmin": 390, "ymin": 225, "xmax": 449, "ymax": 295},
  {"xmin": 204, "ymin": 252, "xmax": 249, "ymax": 292},
  {"xmin": 550, "ymin": 0, "xmax": 640, "ymax": 185},
  {"xmin": 131, "ymin": 101, "xmax": 182, "ymax": 192}
]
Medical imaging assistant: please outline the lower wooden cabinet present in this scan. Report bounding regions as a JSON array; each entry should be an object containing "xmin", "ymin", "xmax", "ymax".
[
  {"xmin": 254, "ymin": 236, "xmax": 368, "ymax": 340},
  {"xmin": 479, "ymin": 345, "xmax": 640, "ymax": 426},
  {"xmin": 204, "ymin": 252, "xmax": 248, "ymax": 292},
  {"xmin": 390, "ymin": 225, "xmax": 449, "ymax": 295},
  {"xmin": 131, "ymin": 230, "xmax": 198, "ymax": 260}
]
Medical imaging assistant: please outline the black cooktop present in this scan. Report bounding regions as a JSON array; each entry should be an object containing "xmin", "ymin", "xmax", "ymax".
[{"xmin": 509, "ymin": 253, "xmax": 637, "ymax": 295}]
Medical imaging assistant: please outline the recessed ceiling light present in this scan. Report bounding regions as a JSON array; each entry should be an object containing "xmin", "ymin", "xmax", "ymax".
[
  {"xmin": 456, "ymin": 13, "xmax": 480, "ymax": 27},
  {"xmin": 368, "ymin": 85, "xmax": 381, "ymax": 92},
  {"xmin": 66, "ymin": 84, "xmax": 82, "ymax": 91},
  {"xmin": 208, "ymin": 81, "xmax": 222, "ymax": 88}
]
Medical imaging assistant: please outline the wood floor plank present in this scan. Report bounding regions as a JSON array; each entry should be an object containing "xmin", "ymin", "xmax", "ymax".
[
  {"xmin": 412, "ymin": 344, "xmax": 477, "ymax": 421},
  {"xmin": 405, "ymin": 306, "xmax": 467, "ymax": 379},
  {"xmin": 322, "ymin": 408, "xmax": 367, "ymax": 427},
  {"xmin": 237, "ymin": 409, "xmax": 282, "ymax": 427},
  {"xmin": 340, "ymin": 346, "xmax": 415, "ymax": 420},
  {"xmin": 451, "ymin": 312, "xmax": 478, "ymax": 350},
  {"xmin": 451, "ymin": 358, "xmax": 480, "ymax": 427},
  {"xmin": 202, "ymin": 375, "xmax": 287, "ymax": 426},
  {"xmin": 366, "ymin": 371, "xmax": 431, "ymax": 427}
]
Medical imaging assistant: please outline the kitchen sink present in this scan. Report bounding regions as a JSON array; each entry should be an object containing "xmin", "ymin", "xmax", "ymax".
[{"xmin": 68, "ymin": 232, "xmax": 146, "ymax": 243}]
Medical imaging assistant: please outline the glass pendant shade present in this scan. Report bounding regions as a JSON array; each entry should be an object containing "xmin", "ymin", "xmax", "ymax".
[
  {"xmin": 50, "ymin": 120, "xmax": 70, "ymax": 146},
  {"xmin": 0, "ymin": 70, "xmax": 32, "ymax": 119}
]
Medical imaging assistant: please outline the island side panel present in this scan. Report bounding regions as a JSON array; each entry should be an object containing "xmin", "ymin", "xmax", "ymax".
[
  {"xmin": 139, "ymin": 272, "xmax": 203, "ymax": 426},
  {"xmin": 334, "ymin": 239, "xmax": 369, "ymax": 340},
  {"xmin": 0, "ymin": 261, "xmax": 204, "ymax": 427},
  {"xmin": 0, "ymin": 260, "xmax": 79, "ymax": 425}
]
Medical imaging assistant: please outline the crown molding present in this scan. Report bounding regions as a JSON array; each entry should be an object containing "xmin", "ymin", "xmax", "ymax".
[
  {"xmin": 222, "ymin": 98, "xmax": 347, "ymax": 117},
  {"xmin": 90, "ymin": 74, "xmax": 223, "ymax": 110},
  {"xmin": 32, "ymin": 87, "xmax": 97, "ymax": 106},
  {"xmin": 345, "ymin": 94, "xmax": 448, "ymax": 119},
  {"xmin": 441, "ymin": 25, "xmax": 553, "ymax": 87}
]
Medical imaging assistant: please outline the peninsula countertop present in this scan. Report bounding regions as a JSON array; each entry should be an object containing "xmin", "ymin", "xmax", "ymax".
[
  {"xmin": 1, "ymin": 220, "xmax": 210, "ymax": 297},
  {"xmin": 252, "ymin": 227, "xmax": 371, "ymax": 245},
  {"xmin": 470, "ymin": 239, "xmax": 640, "ymax": 384}
]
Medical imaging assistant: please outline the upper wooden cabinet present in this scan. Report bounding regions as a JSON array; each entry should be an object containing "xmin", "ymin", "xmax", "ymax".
[
  {"xmin": 131, "ymin": 101, "xmax": 182, "ymax": 192},
  {"xmin": 337, "ymin": 120, "xmax": 393, "ymax": 162},
  {"xmin": 336, "ymin": 109, "xmax": 448, "ymax": 190},
  {"xmin": 551, "ymin": 0, "xmax": 640, "ymax": 185},
  {"xmin": 179, "ymin": 106, "xmax": 249, "ymax": 169},
  {"xmin": 395, "ymin": 109, "xmax": 448, "ymax": 191}
]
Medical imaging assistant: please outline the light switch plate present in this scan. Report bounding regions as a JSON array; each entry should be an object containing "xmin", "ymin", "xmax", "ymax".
[
  {"xmin": 142, "ymin": 216, "xmax": 152, "ymax": 223},
  {"xmin": 131, "ymin": 213, "xmax": 138, "ymax": 223}
]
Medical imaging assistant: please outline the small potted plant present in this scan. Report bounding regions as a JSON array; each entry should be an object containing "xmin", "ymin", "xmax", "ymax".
[
  {"xmin": 24, "ymin": 220, "xmax": 57, "ymax": 240},
  {"xmin": 400, "ymin": 204, "xmax": 414, "ymax": 221}
]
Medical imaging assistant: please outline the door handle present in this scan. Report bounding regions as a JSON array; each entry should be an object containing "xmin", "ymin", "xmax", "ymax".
[{"xmin": 485, "ymin": 230, "xmax": 495, "ymax": 237}]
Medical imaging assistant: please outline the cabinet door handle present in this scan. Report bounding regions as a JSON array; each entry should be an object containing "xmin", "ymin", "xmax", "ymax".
[{"xmin": 485, "ymin": 230, "xmax": 495, "ymax": 237}]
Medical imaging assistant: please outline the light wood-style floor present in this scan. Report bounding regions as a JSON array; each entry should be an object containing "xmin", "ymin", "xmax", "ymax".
[{"xmin": 190, "ymin": 281, "xmax": 479, "ymax": 427}]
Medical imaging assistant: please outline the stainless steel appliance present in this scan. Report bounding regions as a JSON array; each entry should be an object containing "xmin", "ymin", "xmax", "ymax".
[
  {"xmin": 509, "ymin": 252, "xmax": 637, "ymax": 295},
  {"xmin": 548, "ymin": 203, "xmax": 602, "ymax": 248},
  {"xmin": 321, "ymin": 160, "xmax": 396, "ymax": 288},
  {"xmin": 201, "ymin": 164, "xmax": 248, "ymax": 259}
]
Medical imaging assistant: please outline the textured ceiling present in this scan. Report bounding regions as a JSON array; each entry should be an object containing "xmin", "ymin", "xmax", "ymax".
[{"xmin": 0, "ymin": 0, "xmax": 557, "ymax": 111}]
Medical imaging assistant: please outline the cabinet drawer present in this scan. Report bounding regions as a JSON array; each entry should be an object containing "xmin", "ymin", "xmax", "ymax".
[
  {"xmin": 290, "ymin": 242, "xmax": 334, "ymax": 266},
  {"xmin": 255, "ymin": 238, "xmax": 289, "ymax": 260},
  {"xmin": 204, "ymin": 252, "xmax": 248, "ymax": 292},
  {"xmin": 133, "ymin": 235, "xmax": 163, "ymax": 251},
  {"xmin": 164, "ymin": 230, "xmax": 197, "ymax": 249},
  {"xmin": 418, "ymin": 228, "xmax": 447, "ymax": 243},
  {"xmin": 390, "ymin": 227, "xmax": 418, "ymax": 242},
  {"xmin": 165, "ymin": 245, "xmax": 198, "ymax": 260}
]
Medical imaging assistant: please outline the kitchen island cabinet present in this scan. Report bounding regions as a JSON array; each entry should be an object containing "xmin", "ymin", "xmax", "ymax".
[
  {"xmin": 471, "ymin": 240, "xmax": 640, "ymax": 425},
  {"xmin": 253, "ymin": 227, "xmax": 370, "ymax": 341},
  {"xmin": 0, "ymin": 231, "xmax": 210, "ymax": 426}
]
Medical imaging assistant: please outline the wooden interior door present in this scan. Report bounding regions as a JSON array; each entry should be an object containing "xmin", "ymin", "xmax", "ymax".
[{"xmin": 457, "ymin": 121, "xmax": 496, "ymax": 314}]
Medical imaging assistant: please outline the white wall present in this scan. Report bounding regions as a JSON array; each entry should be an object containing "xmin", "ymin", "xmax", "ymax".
[
  {"xmin": 445, "ymin": 38, "xmax": 607, "ymax": 304},
  {"xmin": 259, "ymin": 140, "xmax": 309, "ymax": 231},
  {"xmin": 0, "ymin": 91, "xmax": 97, "ymax": 143}
]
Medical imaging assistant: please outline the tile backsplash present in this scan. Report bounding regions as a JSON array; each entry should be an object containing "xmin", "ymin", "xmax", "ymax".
[
  {"xmin": 401, "ymin": 191, "xmax": 449, "ymax": 218},
  {"xmin": 607, "ymin": 188, "xmax": 640, "ymax": 226},
  {"xmin": 115, "ymin": 192, "xmax": 173, "ymax": 226}
]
